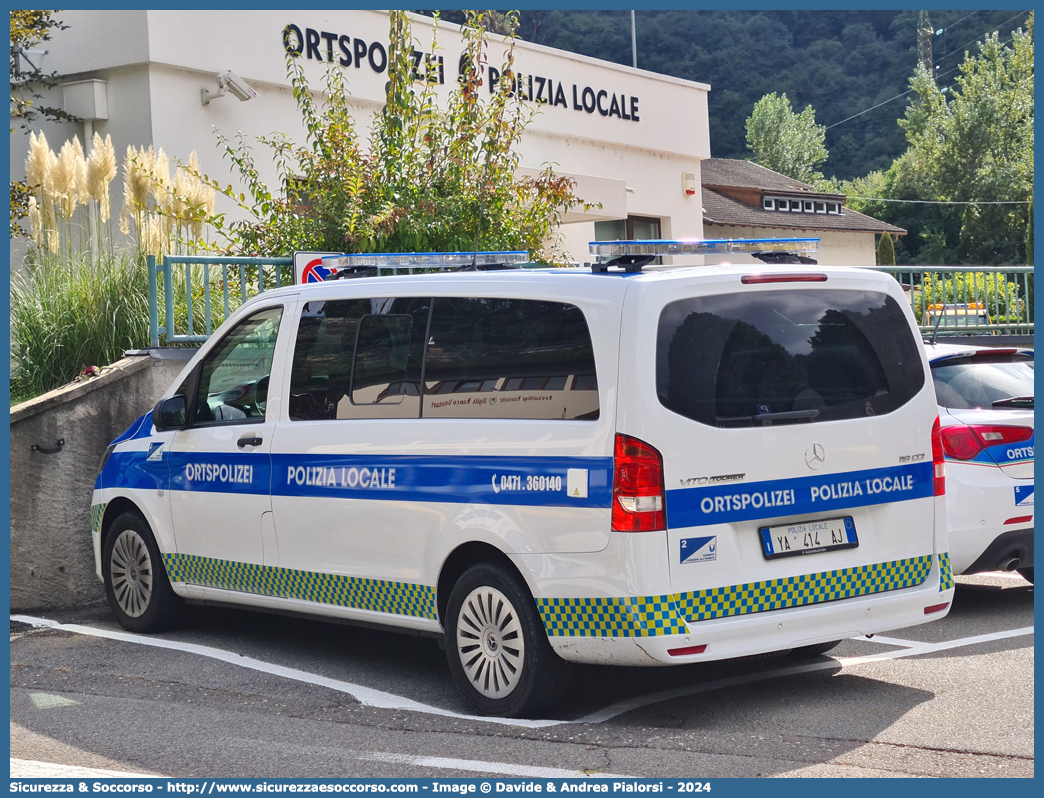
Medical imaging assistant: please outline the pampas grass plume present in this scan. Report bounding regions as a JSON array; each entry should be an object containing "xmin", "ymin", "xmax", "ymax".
[{"xmin": 87, "ymin": 133, "xmax": 117, "ymax": 222}]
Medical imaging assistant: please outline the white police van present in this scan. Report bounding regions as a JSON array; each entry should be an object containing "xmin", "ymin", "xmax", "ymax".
[{"xmin": 91, "ymin": 240, "xmax": 953, "ymax": 717}]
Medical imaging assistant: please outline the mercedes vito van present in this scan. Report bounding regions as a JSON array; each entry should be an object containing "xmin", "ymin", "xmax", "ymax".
[{"xmin": 92, "ymin": 244, "xmax": 952, "ymax": 717}]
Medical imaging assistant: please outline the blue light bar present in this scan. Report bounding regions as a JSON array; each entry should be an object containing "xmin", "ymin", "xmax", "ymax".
[
  {"xmin": 322, "ymin": 251, "xmax": 530, "ymax": 269},
  {"xmin": 588, "ymin": 238, "xmax": 820, "ymax": 257}
]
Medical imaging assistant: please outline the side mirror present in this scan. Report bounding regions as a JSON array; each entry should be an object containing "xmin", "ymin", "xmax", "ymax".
[{"xmin": 153, "ymin": 395, "xmax": 187, "ymax": 431}]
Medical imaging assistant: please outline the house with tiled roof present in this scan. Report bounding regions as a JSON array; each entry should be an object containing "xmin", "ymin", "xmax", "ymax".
[{"xmin": 701, "ymin": 159, "xmax": 905, "ymax": 266}]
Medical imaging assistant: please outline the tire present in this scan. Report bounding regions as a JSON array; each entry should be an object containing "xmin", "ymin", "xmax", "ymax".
[
  {"xmin": 792, "ymin": 640, "xmax": 842, "ymax": 657},
  {"xmin": 444, "ymin": 562, "xmax": 568, "ymax": 718},
  {"xmin": 1017, "ymin": 567, "xmax": 1034, "ymax": 584},
  {"xmin": 102, "ymin": 511, "xmax": 183, "ymax": 633}
]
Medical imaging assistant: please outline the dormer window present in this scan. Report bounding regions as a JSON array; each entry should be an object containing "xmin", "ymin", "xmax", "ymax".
[{"xmin": 761, "ymin": 196, "xmax": 844, "ymax": 215}]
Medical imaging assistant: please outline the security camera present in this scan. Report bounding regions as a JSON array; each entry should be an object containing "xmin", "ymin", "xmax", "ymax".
[
  {"xmin": 218, "ymin": 70, "xmax": 257, "ymax": 101},
  {"xmin": 201, "ymin": 69, "xmax": 258, "ymax": 106}
]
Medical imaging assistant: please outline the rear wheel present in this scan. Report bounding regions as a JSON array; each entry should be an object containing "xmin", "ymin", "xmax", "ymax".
[
  {"xmin": 102, "ymin": 512, "xmax": 182, "ymax": 633},
  {"xmin": 445, "ymin": 562, "xmax": 568, "ymax": 718},
  {"xmin": 1017, "ymin": 567, "xmax": 1033, "ymax": 584},
  {"xmin": 792, "ymin": 640, "xmax": 842, "ymax": 657}
]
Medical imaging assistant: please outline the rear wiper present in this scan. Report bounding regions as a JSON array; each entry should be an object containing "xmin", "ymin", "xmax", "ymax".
[
  {"xmin": 992, "ymin": 396, "xmax": 1034, "ymax": 408},
  {"xmin": 718, "ymin": 409, "xmax": 820, "ymax": 425}
]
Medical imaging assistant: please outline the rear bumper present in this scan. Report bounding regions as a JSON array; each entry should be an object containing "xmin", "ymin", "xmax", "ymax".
[
  {"xmin": 539, "ymin": 553, "xmax": 954, "ymax": 666},
  {"xmin": 946, "ymin": 465, "xmax": 1033, "ymax": 572},
  {"xmin": 965, "ymin": 527, "xmax": 1034, "ymax": 574}
]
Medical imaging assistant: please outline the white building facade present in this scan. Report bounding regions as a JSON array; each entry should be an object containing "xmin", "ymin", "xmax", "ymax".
[{"xmin": 11, "ymin": 10, "xmax": 712, "ymax": 265}]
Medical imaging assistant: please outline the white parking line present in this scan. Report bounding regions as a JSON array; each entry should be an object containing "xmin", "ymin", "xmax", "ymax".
[
  {"xmin": 580, "ymin": 626, "xmax": 1034, "ymax": 723},
  {"xmin": 963, "ymin": 571, "xmax": 1030, "ymax": 581},
  {"xmin": 12, "ymin": 615, "xmax": 1032, "ymax": 728},
  {"xmin": 9, "ymin": 758, "xmax": 160, "ymax": 778},
  {"xmin": 11, "ymin": 615, "xmax": 559, "ymax": 730},
  {"xmin": 834, "ymin": 626, "xmax": 1034, "ymax": 666},
  {"xmin": 855, "ymin": 635, "xmax": 920, "ymax": 647},
  {"xmin": 360, "ymin": 752, "xmax": 631, "ymax": 778}
]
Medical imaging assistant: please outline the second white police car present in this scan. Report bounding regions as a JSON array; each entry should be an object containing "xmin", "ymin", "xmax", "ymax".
[{"xmin": 92, "ymin": 240, "xmax": 954, "ymax": 717}]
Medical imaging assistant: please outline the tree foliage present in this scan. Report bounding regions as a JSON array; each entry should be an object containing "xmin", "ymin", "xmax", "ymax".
[
  {"xmin": 841, "ymin": 18, "xmax": 1034, "ymax": 265},
  {"xmin": 745, "ymin": 92, "xmax": 828, "ymax": 183},
  {"xmin": 877, "ymin": 233, "xmax": 895, "ymax": 266},
  {"xmin": 216, "ymin": 11, "xmax": 592, "ymax": 261},
  {"xmin": 476, "ymin": 9, "xmax": 1029, "ymax": 181}
]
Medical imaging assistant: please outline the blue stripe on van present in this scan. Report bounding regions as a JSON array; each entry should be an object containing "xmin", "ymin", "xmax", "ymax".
[
  {"xmin": 666, "ymin": 461, "xmax": 934, "ymax": 529},
  {"xmin": 268, "ymin": 454, "xmax": 613, "ymax": 508},
  {"xmin": 106, "ymin": 449, "xmax": 614, "ymax": 508}
]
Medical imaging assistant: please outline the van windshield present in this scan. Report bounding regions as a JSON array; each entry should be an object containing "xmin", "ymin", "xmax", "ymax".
[{"xmin": 657, "ymin": 289, "xmax": 925, "ymax": 427}]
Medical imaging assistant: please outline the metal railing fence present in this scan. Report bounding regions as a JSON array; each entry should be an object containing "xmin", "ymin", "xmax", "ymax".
[
  {"xmin": 146, "ymin": 255, "xmax": 544, "ymax": 346},
  {"xmin": 871, "ymin": 265, "xmax": 1033, "ymax": 336},
  {"xmin": 148, "ymin": 255, "xmax": 293, "ymax": 347},
  {"xmin": 146, "ymin": 257, "xmax": 1034, "ymax": 347}
]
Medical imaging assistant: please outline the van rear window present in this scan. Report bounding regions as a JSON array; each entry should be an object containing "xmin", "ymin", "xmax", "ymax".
[{"xmin": 657, "ymin": 290, "xmax": 924, "ymax": 427}]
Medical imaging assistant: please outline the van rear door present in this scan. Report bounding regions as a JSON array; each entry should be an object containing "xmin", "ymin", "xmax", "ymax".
[{"xmin": 618, "ymin": 269, "xmax": 941, "ymax": 610}]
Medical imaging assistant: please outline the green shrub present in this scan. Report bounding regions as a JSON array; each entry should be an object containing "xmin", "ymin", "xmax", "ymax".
[
  {"xmin": 215, "ymin": 10, "xmax": 595, "ymax": 261},
  {"xmin": 11, "ymin": 251, "xmax": 150, "ymax": 402}
]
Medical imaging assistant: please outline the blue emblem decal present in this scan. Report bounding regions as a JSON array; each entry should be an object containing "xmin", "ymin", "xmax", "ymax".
[
  {"xmin": 680, "ymin": 536, "xmax": 717, "ymax": 564},
  {"xmin": 1014, "ymin": 485, "xmax": 1034, "ymax": 506}
]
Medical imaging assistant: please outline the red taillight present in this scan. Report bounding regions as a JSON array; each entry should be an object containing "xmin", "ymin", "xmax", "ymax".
[
  {"xmin": 931, "ymin": 416, "xmax": 945, "ymax": 496},
  {"xmin": 612, "ymin": 434, "xmax": 665, "ymax": 532},
  {"xmin": 940, "ymin": 423, "xmax": 1033, "ymax": 461},
  {"xmin": 970, "ymin": 425, "xmax": 1033, "ymax": 445},
  {"xmin": 940, "ymin": 425, "xmax": 984, "ymax": 461},
  {"xmin": 741, "ymin": 273, "xmax": 828, "ymax": 284}
]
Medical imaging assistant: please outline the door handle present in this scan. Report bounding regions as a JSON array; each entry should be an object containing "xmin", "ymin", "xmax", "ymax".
[{"xmin": 237, "ymin": 435, "xmax": 263, "ymax": 448}]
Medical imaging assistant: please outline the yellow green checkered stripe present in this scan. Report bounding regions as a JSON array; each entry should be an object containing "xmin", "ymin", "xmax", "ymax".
[
  {"xmin": 162, "ymin": 554, "xmax": 437, "ymax": 620},
  {"xmin": 90, "ymin": 503, "xmax": 107, "ymax": 537},
  {"xmin": 534, "ymin": 596, "xmax": 689, "ymax": 638},
  {"xmin": 537, "ymin": 554, "xmax": 941, "ymax": 637},
  {"xmin": 938, "ymin": 552, "xmax": 953, "ymax": 592}
]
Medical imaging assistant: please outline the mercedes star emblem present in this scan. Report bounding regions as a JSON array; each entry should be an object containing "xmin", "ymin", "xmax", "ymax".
[{"xmin": 805, "ymin": 442, "xmax": 826, "ymax": 470}]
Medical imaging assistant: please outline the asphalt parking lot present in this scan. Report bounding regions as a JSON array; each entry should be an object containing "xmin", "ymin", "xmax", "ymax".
[{"xmin": 10, "ymin": 572, "xmax": 1033, "ymax": 779}]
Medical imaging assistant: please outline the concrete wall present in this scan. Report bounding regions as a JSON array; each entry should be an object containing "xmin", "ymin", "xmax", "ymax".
[{"xmin": 10, "ymin": 350, "xmax": 194, "ymax": 611}]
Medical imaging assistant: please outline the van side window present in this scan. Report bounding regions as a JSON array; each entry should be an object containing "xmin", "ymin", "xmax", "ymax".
[
  {"xmin": 423, "ymin": 298, "xmax": 599, "ymax": 420},
  {"xmin": 194, "ymin": 305, "xmax": 283, "ymax": 425},
  {"xmin": 289, "ymin": 298, "xmax": 428, "ymax": 420}
]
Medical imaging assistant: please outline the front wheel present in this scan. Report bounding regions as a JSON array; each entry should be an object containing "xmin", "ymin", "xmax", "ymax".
[
  {"xmin": 445, "ymin": 562, "xmax": 568, "ymax": 718},
  {"xmin": 102, "ymin": 511, "xmax": 182, "ymax": 633}
]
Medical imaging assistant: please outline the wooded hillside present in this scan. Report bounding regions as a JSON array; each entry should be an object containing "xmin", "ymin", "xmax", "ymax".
[{"xmin": 432, "ymin": 9, "xmax": 1027, "ymax": 181}]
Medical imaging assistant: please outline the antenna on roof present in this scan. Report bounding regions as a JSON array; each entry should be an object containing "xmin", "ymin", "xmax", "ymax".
[{"xmin": 929, "ymin": 307, "xmax": 944, "ymax": 345}]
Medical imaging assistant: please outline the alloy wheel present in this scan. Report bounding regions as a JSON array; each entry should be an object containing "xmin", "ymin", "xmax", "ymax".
[
  {"xmin": 455, "ymin": 586, "xmax": 526, "ymax": 699},
  {"xmin": 109, "ymin": 529, "xmax": 154, "ymax": 618}
]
